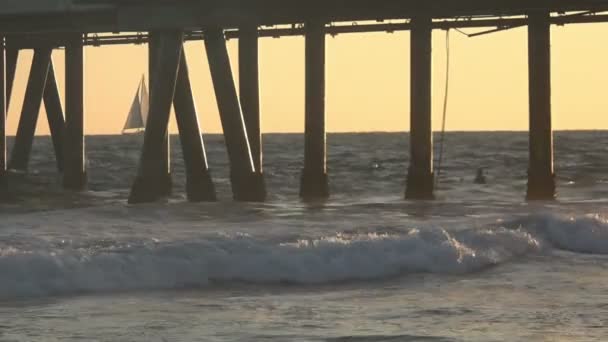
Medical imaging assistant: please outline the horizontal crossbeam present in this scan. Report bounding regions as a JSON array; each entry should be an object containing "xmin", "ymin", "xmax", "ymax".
[
  {"xmin": 2, "ymin": 0, "xmax": 608, "ymax": 34},
  {"xmin": 5, "ymin": 12, "xmax": 608, "ymax": 49}
]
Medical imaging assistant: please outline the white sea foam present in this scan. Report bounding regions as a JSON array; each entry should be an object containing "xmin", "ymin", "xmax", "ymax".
[
  {"xmin": 0, "ymin": 213, "xmax": 606, "ymax": 299},
  {"xmin": 525, "ymin": 213, "xmax": 608, "ymax": 255},
  {"xmin": 0, "ymin": 226, "xmax": 540, "ymax": 299}
]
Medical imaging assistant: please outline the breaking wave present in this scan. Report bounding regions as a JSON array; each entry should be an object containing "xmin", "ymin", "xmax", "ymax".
[{"xmin": 0, "ymin": 213, "xmax": 607, "ymax": 299}]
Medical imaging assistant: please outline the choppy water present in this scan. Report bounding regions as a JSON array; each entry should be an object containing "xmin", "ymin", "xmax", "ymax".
[{"xmin": 1, "ymin": 132, "xmax": 608, "ymax": 341}]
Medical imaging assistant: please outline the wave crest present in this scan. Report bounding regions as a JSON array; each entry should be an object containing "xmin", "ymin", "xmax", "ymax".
[
  {"xmin": 525, "ymin": 213, "xmax": 608, "ymax": 255},
  {"xmin": 1, "ymin": 212, "xmax": 607, "ymax": 299},
  {"xmin": 0, "ymin": 226, "xmax": 540, "ymax": 299}
]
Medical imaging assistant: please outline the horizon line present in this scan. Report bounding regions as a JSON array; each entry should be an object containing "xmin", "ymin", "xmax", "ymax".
[{"xmin": 10, "ymin": 128, "xmax": 608, "ymax": 137}]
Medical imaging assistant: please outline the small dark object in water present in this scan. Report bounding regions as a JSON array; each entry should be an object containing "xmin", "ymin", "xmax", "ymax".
[{"xmin": 474, "ymin": 168, "xmax": 487, "ymax": 184}]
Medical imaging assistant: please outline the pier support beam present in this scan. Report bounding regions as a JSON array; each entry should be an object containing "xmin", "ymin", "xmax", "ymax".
[
  {"xmin": 527, "ymin": 11, "xmax": 555, "ymax": 200},
  {"xmin": 9, "ymin": 48, "xmax": 51, "ymax": 172},
  {"xmin": 43, "ymin": 60, "xmax": 66, "ymax": 172},
  {"xmin": 300, "ymin": 20, "xmax": 329, "ymax": 200},
  {"xmin": 6, "ymin": 47, "xmax": 64, "ymax": 173},
  {"xmin": 1, "ymin": 37, "xmax": 6, "ymax": 192},
  {"xmin": 405, "ymin": 16, "xmax": 434, "ymax": 200},
  {"xmin": 129, "ymin": 31, "xmax": 182, "ymax": 204},
  {"xmin": 173, "ymin": 46, "xmax": 216, "ymax": 201},
  {"xmin": 63, "ymin": 34, "xmax": 87, "ymax": 190},
  {"xmin": 148, "ymin": 32, "xmax": 172, "ymax": 197},
  {"xmin": 239, "ymin": 24, "xmax": 267, "ymax": 200},
  {"xmin": 5, "ymin": 42, "xmax": 17, "ymax": 111},
  {"xmin": 205, "ymin": 28, "xmax": 264, "ymax": 202}
]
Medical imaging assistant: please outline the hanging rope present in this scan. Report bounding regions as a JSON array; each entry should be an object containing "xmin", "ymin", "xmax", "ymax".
[{"xmin": 435, "ymin": 29, "xmax": 451, "ymax": 188}]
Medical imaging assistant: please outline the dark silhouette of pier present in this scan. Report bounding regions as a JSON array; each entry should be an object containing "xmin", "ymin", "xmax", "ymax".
[{"xmin": 2, "ymin": 0, "xmax": 608, "ymax": 202}]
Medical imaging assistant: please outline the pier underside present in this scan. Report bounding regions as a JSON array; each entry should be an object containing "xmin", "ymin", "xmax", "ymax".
[
  {"xmin": 0, "ymin": 0, "xmax": 597, "ymax": 202},
  {"xmin": 2, "ymin": 0, "xmax": 608, "ymax": 35}
]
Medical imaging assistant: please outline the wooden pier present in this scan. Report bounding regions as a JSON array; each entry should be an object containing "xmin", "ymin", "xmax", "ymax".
[{"xmin": 3, "ymin": 0, "xmax": 608, "ymax": 202}]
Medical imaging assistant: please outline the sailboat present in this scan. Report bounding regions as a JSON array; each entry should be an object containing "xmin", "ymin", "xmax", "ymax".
[{"xmin": 122, "ymin": 75, "xmax": 149, "ymax": 134}]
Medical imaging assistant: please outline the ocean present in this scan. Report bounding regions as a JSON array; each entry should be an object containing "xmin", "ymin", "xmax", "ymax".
[{"xmin": 0, "ymin": 132, "xmax": 607, "ymax": 341}]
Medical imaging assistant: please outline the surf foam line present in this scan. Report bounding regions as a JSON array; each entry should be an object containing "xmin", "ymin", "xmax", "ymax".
[
  {"xmin": 0, "ymin": 213, "xmax": 606, "ymax": 299},
  {"xmin": 507, "ymin": 213, "xmax": 608, "ymax": 255}
]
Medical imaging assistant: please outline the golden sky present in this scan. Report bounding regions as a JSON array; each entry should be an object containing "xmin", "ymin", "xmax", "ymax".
[{"xmin": 5, "ymin": 23, "xmax": 608, "ymax": 135}]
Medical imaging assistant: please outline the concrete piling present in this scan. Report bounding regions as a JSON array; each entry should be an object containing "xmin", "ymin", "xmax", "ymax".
[
  {"xmin": 5, "ymin": 42, "xmax": 17, "ymax": 111},
  {"xmin": 405, "ymin": 16, "xmax": 434, "ymax": 200},
  {"xmin": 239, "ymin": 24, "xmax": 267, "ymax": 199},
  {"xmin": 63, "ymin": 34, "xmax": 87, "ymax": 190},
  {"xmin": 205, "ymin": 27, "xmax": 265, "ymax": 202},
  {"xmin": 43, "ymin": 59, "xmax": 66, "ymax": 172},
  {"xmin": 9, "ymin": 47, "xmax": 51, "ymax": 172},
  {"xmin": 173, "ymin": 46, "xmax": 216, "ymax": 202},
  {"xmin": 129, "ymin": 30, "xmax": 183, "ymax": 204},
  {"xmin": 148, "ymin": 32, "xmax": 172, "ymax": 197},
  {"xmin": 527, "ymin": 11, "xmax": 555, "ymax": 200},
  {"xmin": 300, "ymin": 20, "xmax": 329, "ymax": 200}
]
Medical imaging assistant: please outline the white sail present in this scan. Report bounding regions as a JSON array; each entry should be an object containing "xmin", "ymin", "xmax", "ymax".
[{"xmin": 122, "ymin": 76, "xmax": 148, "ymax": 133}]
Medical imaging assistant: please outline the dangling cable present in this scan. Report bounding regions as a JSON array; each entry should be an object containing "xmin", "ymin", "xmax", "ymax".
[{"xmin": 435, "ymin": 29, "xmax": 451, "ymax": 188}]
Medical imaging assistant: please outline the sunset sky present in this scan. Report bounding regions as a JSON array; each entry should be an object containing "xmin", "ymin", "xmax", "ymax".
[{"xmin": 5, "ymin": 23, "xmax": 608, "ymax": 135}]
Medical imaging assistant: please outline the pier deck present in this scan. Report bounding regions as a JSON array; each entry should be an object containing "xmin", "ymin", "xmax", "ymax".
[{"xmin": 2, "ymin": 0, "xmax": 608, "ymax": 34}]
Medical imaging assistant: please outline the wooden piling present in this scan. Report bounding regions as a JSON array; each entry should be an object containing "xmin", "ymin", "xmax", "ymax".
[
  {"xmin": 173, "ymin": 46, "xmax": 216, "ymax": 202},
  {"xmin": 63, "ymin": 34, "xmax": 87, "ymax": 190},
  {"xmin": 239, "ymin": 24, "xmax": 267, "ymax": 199},
  {"xmin": 405, "ymin": 16, "xmax": 434, "ymax": 200},
  {"xmin": 527, "ymin": 11, "xmax": 555, "ymax": 200},
  {"xmin": 129, "ymin": 30, "xmax": 182, "ymax": 204},
  {"xmin": 205, "ymin": 28, "xmax": 264, "ymax": 202},
  {"xmin": 300, "ymin": 20, "xmax": 329, "ymax": 200},
  {"xmin": 148, "ymin": 32, "xmax": 172, "ymax": 197},
  {"xmin": 43, "ymin": 59, "xmax": 66, "ymax": 172},
  {"xmin": 0, "ymin": 37, "xmax": 6, "ymax": 192},
  {"xmin": 9, "ymin": 48, "xmax": 51, "ymax": 172}
]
